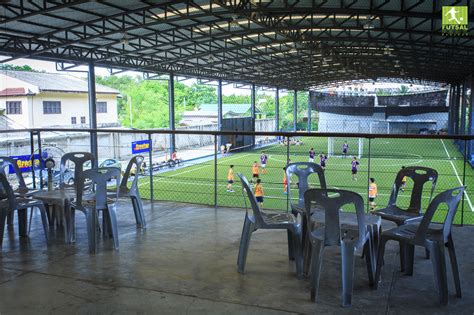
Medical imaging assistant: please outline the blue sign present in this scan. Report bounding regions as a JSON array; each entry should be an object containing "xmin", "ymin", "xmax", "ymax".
[
  {"xmin": 8, "ymin": 154, "xmax": 43, "ymax": 173},
  {"xmin": 132, "ymin": 140, "xmax": 151, "ymax": 154}
]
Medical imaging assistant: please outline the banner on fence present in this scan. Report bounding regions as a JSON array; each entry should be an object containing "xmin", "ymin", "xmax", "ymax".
[
  {"xmin": 132, "ymin": 140, "xmax": 151, "ymax": 154},
  {"xmin": 8, "ymin": 154, "xmax": 42, "ymax": 173}
]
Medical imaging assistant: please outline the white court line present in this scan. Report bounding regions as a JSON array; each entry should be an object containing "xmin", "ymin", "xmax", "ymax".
[
  {"xmin": 440, "ymin": 139, "xmax": 473, "ymax": 211},
  {"xmin": 138, "ymin": 153, "xmax": 251, "ymax": 187}
]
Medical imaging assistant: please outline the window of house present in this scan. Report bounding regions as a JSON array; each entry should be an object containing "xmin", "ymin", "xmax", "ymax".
[
  {"xmin": 80, "ymin": 116, "xmax": 86, "ymax": 124},
  {"xmin": 97, "ymin": 102, "xmax": 107, "ymax": 113},
  {"xmin": 43, "ymin": 101, "xmax": 61, "ymax": 114},
  {"xmin": 6, "ymin": 101, "xmax": 22, "ymax": 115},
  {"xmin": 71, "ymin": 117, "xmax": 77, "ymax": 125}
]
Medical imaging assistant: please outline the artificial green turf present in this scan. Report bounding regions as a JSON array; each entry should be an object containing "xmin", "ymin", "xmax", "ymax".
[{"xmin": 138, "ymin": 137, "xmax": 474, "ymax": 224}]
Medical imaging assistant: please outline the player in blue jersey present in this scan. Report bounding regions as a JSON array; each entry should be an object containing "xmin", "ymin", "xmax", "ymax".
[
  {"xmin": 260, "ymin": 151, "xmax": 268, "ymax": 175},
  {"xmin": 319, "ymin": 152, "xmax": 328, "ymax": 170},
  {"xmin": 309, "ymin": 147, "xmax": 315, "ymax": 162},
  {"xmin": 351, "ymin": 156, "xmax": 360, "ymax": 181},
  {"xmin": 342, "ymin": 141, "xmax": 349, "ymax": 158}
]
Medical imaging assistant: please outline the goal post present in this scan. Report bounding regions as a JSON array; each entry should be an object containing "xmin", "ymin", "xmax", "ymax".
[{"xmin": 327, "ymin": 137, "xmax": 363, "ymax": 158}]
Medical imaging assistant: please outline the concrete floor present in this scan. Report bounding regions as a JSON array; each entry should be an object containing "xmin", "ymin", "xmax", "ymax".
[{"xmin": 0, "ymin": 200, "xmax": 473, "ymax": 314}]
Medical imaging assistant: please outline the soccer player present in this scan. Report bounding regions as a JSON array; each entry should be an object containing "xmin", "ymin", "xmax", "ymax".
[
  {"xmin": 351, "ymin": 156, "xmax": 359, "ymax": 181},
  {"xmin": 342, "ymin": 141, "xmax": 349, "ymax": 158},
  {"xmin": 283, "ymin": 167, "xmax": 288, "ymax": 194},
  {"xmin": 309, "ymin": 147, "xmax": 315, "ymax": 163},
  {"xmin": 251, "ymin": 161, "xmax": 259, "ymax": 183},
  {"xmin": 254, "ymin": 178, "xmax": 264, "ymax": 207},
  {"xmin": 226, "ymin": 165, "xmax": 235, "ymax": 192},
  {"xmin": 319, "ymin": 152, "xmax": 328, "ymax": 170},
  {"xmin": 400, "ymin": 166, "xmax": 407, "ymax": 192},
  {"xmin": 260, "ymin": 151, "xmax": 268, "ymax": 175},
  {"xmin": 369, "ymin": 177, "xmax": 377, "ymax": 211}
]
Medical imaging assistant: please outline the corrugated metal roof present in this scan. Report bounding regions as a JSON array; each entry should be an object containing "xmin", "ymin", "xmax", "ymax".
[{"xmin": 0, "ymin": 71, "xmax": 119, "ymax": 94}]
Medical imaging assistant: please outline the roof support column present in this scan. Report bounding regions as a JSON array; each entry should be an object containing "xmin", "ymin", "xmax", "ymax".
[
  {"xmin": 461, "ymin": 81, "xmax": 468, "ymax": 135},
  {"xmin": 455, "ymin": 84, "xmax": 461, "ymax": 135},
  {"xmin": 468, "ymin": 75, "xmax": 474, "ymax": 159},
  {"xmin": 88, "ymin": 62, "xmax": 98, "ymax": 167},
  {"xmin": 169, "ymin": 73, "xmax": 175, "ymax": 155},
  {"xmin": 293, "ymin": 90, "xmax": 297, "ymax": 131},
  {"xmin": 217, "ymin": 79, "xmax": 223, "ymax": 145},
  {"xmin": 251, "ymin": 83, "xmax": 256, "ymax": 146},
  {"xmin": 275, "ymin": 88, "xmax": 280, "ymax": 132},
  {"xmin": 448, "ymin": 85, "xmax": 454, "ymax": 134},
  {"xmin": 307, "ymin": 91, "xmax": 311, "ymax": 132}
]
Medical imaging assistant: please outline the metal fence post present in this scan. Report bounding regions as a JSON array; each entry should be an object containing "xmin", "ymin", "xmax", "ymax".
[
  {"xmin": 30, "ymin": 131, "xmax": 36, "ymax": 189},
  {"xmin": 214, "ymin": 134, "xmax": 218, "ymax": 208},
  {"xmin": 286, "ymin": 135, "xmax": 290, "ymax": 212},
  {"xmin": 367, "ymin": 137, "xmax": 372, "ymax": 213},
  {"xmin": 37, "ymin": 131, "xmax": 43, "ymax": 189},
  {"xmin": 148, "ymin": 133, "xmax": 154, "ymax": 202},
  {"xmin": 462, "ymin": 139, "xmax": 467, "ymax": 226}
]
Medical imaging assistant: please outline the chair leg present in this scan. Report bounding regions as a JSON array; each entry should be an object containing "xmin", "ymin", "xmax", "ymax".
[
  {"xmin": 287, "ymin": 230, "xmax": 294, "ymax": 260},
  {"xmin": 237, "ymin": 215, "xmax": 255, "ymax": 274},
  {"xmin": 405, "ymin": 244, "xmax": 415, "ymax": 276},
  {"xmin": 7, "ymin": 212, "xmax": 13, "ymax": 226},
  {"xmin": 28, "ymin": 207, "xmax": 35, "ymax": 235},
  {"xmin": 105, "ymin": 206, "xmax": 119, "ymax": 250},
  {"xmin": 446, "ymin": 235, "xmax": 462, "ymax": 298},
  {"xmin": 0, "ymin": 212, "xmax": 8, "ymax": 247},
  {"xmin": 17, "ymin": 208, "xmax": 27, "ymax": 237},
  {"xmin": 364, "ymin": 240, "xmax": 375, "ymax": 286},
  {"xmin": 399, "ymin": 242, "xmax": 407, "ymax": 272},
  {"xmin": 37, "ymin": 205, "xmax": 49, "ymax": 245},
  {"xmin": 130, "ymin": 197, "xmax": 140, "ymax": 225},
  {"xmin": 310, "ymin": 240, "xmax": 325, "ymax": 302},
  {"xmin": 86, "ymin": 209, "xmax": 98, "ymax": 254},
  {"xmin": 303, "ymin": 235, "xmax": 313, "ymax": 277},
  {"xmin": 69, "ymin": 208, "xmax": 76, "ymax": 243},
  {"xmin": 425, "ymin": 248, "xmax": 430, "ymax": 259},
  {"xmin": 291, "ymin": 226, "xmax": 304, "ymax": 279},
  {"xmin": 429, "ymin": 242, "xmax": 448, "ymax": 305},
  {"xmin": 134, "ymin": 191, "xmax": 147, "ymax": 229},
  {"xmin": 374, "ymin": 237, "xmax": 388, "ymax": 289},
  {"xmin": 341, "ymin": 241, "xmax": 356, "ymax": 308}
]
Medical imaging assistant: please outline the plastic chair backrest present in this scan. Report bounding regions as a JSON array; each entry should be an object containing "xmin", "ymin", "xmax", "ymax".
[
  {"xmin": 60, "ymin": 152, "xmax": 95, "ymax": 188},
  {"xmin": 286, "ymin": 162, "xmax": 326, "ymax": 208},
  {"xmin": 120, "ymin": 155, "xmax": 144, "ymax": 191},
  {"xmin": 388, "ymin": 166, "xmax": 438, "ymax": 213},
  {"xmin": 237, "ymin": 173, "xmax": 265, "ymax": 226},
  {"xmin": 76, "ymin": 167, "xmax": 121, "ymax": 210},
  {"xmin": 304, "ymin": 188, "xmax": 366, "ymax": 248},
  {"xmin": 415, "ymin": 186, "xmax": 464, "ymax": 244},
  {"xmin": 0, "ymin": 156, "xmax": 27, "ymax": 189},
  {"xmin": 0, "ymin": 173, "xmax": 17, "ymax": 210}
]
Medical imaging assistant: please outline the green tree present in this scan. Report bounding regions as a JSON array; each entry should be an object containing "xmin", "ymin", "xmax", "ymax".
[{"xmin": 0, "ymin": 64, "xmax": 38, "ymax": 72}]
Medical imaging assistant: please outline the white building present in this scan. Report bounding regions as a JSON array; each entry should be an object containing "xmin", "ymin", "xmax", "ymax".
[{"xmin": 0, "ymin": 70, "xmax": 120, "ymax": 129}]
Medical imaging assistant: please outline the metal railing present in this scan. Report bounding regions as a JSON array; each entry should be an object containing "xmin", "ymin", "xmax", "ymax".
[{"xmin": 2, "ymin": 128, "xmax": 473, "ymax": 226}]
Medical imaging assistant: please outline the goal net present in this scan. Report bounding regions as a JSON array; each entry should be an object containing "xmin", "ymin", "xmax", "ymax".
[{"xmin": 327, "ymin": 137, "xmax": 364, "ymax": 158}]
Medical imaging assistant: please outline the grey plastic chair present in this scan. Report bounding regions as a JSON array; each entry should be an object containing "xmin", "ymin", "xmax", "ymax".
[
  {"xmin": 0, "ymin": 173, "xmax": 49, "ymax": 247},
  {"xmin": 287, "ymin": 162, "xmax": 381, "ymax": 276},
  {"xmin": 68, "ymin": 167, "xmax": 120, "ymax": 253},
  {"xmin": 286, "ymin": 162, "xmax": 327, "ymax": 274},
  {"xmin": 375, "ymin": 186, "xmax": 464, "ymax": 305},
  {"xmin": 0, "ymin": 156, "xmax": 35, "ymax": 226},
  {"xmin": 114, "ymin": 155, "xmax": 146, "ymax": 228},
  {"xmin": 60, "ymin": 152, "xmax": 95, "ymax": 189},
  {"xmin": 372, "ymin": 166, "xmax": 438, "ymax": 271},
  {"xmin": 237, "ymin": 173, "xmax": 303, "ymax": 278},
  {"xmin": 304, "ymin": 188, "xmax": 375, "ymax": 308}
]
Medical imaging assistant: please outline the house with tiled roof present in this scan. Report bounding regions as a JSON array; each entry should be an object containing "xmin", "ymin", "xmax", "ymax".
[{"xmin": 0, "ymin": 70, "xmax": 120, "ymax": 129}]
